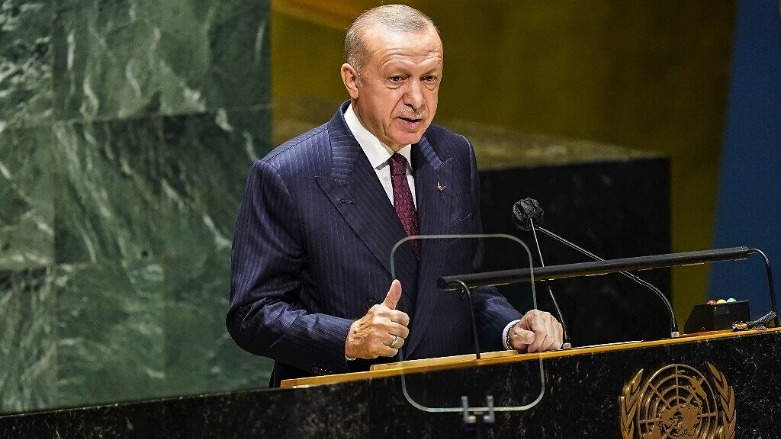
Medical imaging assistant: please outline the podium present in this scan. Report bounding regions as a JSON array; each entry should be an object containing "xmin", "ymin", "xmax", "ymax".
[
  {"xmin": 2, "ymin": 328, "xmax": 778, "ymax": 438},
  {"xmin": 279, "ymin": 328, "xmax": 778, "ymax": 438}
]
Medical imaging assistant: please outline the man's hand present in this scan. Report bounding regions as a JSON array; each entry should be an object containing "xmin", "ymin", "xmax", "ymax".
[
  {"xmin": 345, "ymin": 280, "xmax": 411, "ymax": 359},
  {"xmin": 508, "ymin": 310, "xmax": 563, "ymax": 353}
]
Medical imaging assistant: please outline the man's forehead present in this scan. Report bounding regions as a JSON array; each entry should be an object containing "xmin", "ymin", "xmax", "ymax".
[
  {"xmin": 363, "ymin": 27, "xmax": 443, "ymax": 61},
  {"xmin": 364, "ymin": 23, "xmax": 441, "ymax": 47}
]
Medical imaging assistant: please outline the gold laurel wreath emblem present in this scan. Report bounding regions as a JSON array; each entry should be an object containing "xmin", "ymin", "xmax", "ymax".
[
  {"xmin": 708, "ymin": 363, "xmax": 736, "ymax": 439},
  {"xmin": 619, "ymin": 363, "xmax": 736, "ymax": 439},
  {"xmin": 620, "ymin": 369, "xmax": 645, "ymax": 439}
]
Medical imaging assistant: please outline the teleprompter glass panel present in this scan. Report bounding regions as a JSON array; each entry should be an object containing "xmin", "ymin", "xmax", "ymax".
[{"xmin": 389, "ymin": 234, "xmax": 545, "ymax": 415}]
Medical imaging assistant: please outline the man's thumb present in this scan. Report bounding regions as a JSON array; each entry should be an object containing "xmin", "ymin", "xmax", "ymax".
[{"xmin": 382, "ymin": 279, "xmax": 402, "ymax": 310}]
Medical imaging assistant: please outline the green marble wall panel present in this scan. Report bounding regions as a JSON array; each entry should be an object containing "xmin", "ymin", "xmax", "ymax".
[
  {"xmin": 0, "ymin": 267, "xmax": 57, "ymax": 413},
  {"xmin": 55, "ymin": 260, "xmax": 166, "ymax": 408},
  {"xmin": 0, "ymin": 1, "xmax": 53, "ymax": 128},
  {"xmin": 158, "ymin": 108, "xmax": 270, "ymax": 254},
  {"xmin": 155, "ymin": 108, "xmax": 272, "ymax": 393},
  {"xmin": 1, "ymin": 0, "xmax": 271, "ymax": 415},
  {"xmin": 0, "ymin": 126, "xmax": 54, "ymax": 270},
  {"xmin": 153, "ymin": 108, "xmax": 272, "ymax": 394},
  {"xmin": 53, "ymin": 119, "xmax": 163, "ymax": 264},
  {"xmin": 162, "ymin": 252, "xmax": 272, "ymax": 396},
  {"xmin": 53, "ymin": 0, "xmax": 270, "ymax": 121},
  {"xmin": 52, "ymin": 108, "xmax": 271, "ymax": 264}
]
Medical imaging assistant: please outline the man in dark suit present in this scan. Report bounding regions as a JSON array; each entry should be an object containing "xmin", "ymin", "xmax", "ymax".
[{"xmin": 227, "ymin": 4, "xmax": 563, "ymax": 387}]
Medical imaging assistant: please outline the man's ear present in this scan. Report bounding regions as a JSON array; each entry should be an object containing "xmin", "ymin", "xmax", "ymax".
[{"xmin": 341, "ymin": 63, "xmax": 360, "ymax": 99}]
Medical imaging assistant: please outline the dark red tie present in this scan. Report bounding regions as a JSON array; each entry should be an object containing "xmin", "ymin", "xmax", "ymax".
[{"xmin": 389, "ymin": 153, "xmax": 420, "ymax": 258}]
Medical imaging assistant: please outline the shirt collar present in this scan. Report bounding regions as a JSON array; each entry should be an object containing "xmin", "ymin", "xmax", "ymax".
[{"xmin": 344, "ymin": 103, "xmax": 413, "ymax": 170}]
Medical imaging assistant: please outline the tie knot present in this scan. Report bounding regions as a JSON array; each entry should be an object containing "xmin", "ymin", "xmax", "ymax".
[{"xmin": 389, "ymin": 153, "xmax": 408, "ymax": 177}]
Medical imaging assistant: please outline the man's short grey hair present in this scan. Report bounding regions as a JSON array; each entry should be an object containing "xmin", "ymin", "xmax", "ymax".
[{"xmin": 344, "ymin": 4, "xmax": 439, "ymax": 73}]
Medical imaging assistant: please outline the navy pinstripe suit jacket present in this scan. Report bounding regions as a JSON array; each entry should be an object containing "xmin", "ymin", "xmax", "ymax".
[{"xmin": 227, "ymin": 102, "xmax": 521, "ymax": 387}]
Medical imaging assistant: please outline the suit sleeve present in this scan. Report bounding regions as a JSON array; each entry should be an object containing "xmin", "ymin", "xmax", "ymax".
[
  {"xmin": 459, "ymin": 138, "xmax": 524, "ymax": 350},
  {"xmin": 226, "ymin": 160, "xmax": 353, "ymax": 375}
]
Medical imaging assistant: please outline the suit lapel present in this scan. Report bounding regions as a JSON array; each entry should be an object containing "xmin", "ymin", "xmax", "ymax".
[
  {"xmin": 315, "ymin": 106, "xmax": 456, "ymax": 353},
  {"xmin": 314, "ymin": 106, "xmax": 408, "ymax": 277},
  {"xmin": 402, "ymin": 135, "xmax": 453, "ymax": 357}
]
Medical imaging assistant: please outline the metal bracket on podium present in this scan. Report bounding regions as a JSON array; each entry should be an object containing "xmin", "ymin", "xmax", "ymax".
[{"xmin": 461, "ymin": 395, "xmax": 495, "ymax": 432}]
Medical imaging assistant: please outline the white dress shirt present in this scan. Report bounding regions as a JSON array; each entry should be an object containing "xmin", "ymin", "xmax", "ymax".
[{"xmin": 344, "ymin": 104, "xmax": 416, "ymax": 208}]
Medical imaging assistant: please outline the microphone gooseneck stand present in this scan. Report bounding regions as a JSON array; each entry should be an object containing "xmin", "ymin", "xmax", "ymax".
[{"xmin": 512, "ymin": 197, "xmax": 680, "ymax": 338}]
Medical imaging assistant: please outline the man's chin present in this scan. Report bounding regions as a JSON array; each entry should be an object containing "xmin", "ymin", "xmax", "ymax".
[
  {"xmin": 392, "ymin": 136, "xmax": 424, "ymax": 147},
  {"xmin": 391, "ymin": 128, "xmax": 429, "ymax": 146}
]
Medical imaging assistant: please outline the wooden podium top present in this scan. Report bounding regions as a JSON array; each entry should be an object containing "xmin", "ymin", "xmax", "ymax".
[{"xmin": 280, "ymin": 327, "xmax": 778, "ymax": 389}]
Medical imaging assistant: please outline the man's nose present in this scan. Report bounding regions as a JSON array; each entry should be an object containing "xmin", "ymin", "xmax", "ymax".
[{"xmin": 403, "ymin": 80, "xmax": 425, "ymax": 110}]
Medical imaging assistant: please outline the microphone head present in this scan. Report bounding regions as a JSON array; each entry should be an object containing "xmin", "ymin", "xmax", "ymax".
[{"xmin": 512, "ymin": 197, "xmax": 544, "ymax": 231}]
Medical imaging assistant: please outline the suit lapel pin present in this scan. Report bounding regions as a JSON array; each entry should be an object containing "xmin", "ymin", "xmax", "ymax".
[{"xmin": 436, "ymin": 182, "xmax": 446, "ymax": 192}]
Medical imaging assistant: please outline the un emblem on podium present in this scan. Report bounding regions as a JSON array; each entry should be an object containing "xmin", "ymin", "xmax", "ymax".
[{"xmin": 619, "ymin": 363, "xmax": 736, "ymax": 439}]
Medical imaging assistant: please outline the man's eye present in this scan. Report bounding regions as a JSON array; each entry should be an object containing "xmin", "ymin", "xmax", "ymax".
[
  {"xmin": 423, "ymin": 75, "xmax": 438, "ymax": 83},
  {"xmin": 389, "ymin": 76, "xmax": 403, "ymax": 83}
]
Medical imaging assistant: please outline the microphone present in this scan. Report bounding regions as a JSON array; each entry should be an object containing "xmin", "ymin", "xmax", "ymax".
[
  {"xmin": 511, "ymin": 197, "xmax": 681, "ymax": 339},
  {"xmin": 509, "ymin": 199, "xmax": 572, "ymax": 349}
]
